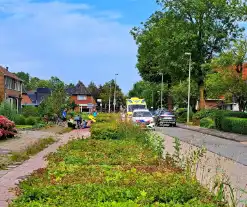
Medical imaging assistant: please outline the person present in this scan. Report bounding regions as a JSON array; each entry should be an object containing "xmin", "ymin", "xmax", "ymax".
[
  {"xmin": 93, "ymin": 109, "xmax": 97, "ymax": 117},
  {"xmin": 62, "ymin": 108, "xmax": 67, "ymax": 122},
  {"xmin": 74, "ymin": 114, "xmax": 82, "ymax": 129}
]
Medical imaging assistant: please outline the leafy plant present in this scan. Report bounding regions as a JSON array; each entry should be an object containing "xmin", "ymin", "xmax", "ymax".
[
  {"xmin": 200, "ymin": 118, "xmax": 215, "ymax": 129},
  {"xmin": 0, "ymin": 101, "xmax": 17, "ymax": 121}
]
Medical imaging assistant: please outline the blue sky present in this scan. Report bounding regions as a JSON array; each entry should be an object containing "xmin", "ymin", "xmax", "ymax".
[{"xmin": 0, "ymin": 0, "xmax": 158, "ymax": 93}]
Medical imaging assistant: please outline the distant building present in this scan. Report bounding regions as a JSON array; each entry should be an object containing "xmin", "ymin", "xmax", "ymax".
[
  {"xmin": 22, "ymin": 88, "xmax": 52, "ymax": 107},
  {"xmin": 0, "ymin": 66, "xmax": 23, "ymax": 112},
  {"xmin": 67, "ymin": 81, "xmax": 96, "ymax": 112}
]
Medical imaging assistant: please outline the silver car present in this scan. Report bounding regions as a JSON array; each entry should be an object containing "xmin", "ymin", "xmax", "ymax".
[
  {"xmin": 156, "ymin": 111, "xmax": 176, "ymax": 127},
  {"xmin": 132, "ymin": 109, "xmax": 155, "ymax": 130}
]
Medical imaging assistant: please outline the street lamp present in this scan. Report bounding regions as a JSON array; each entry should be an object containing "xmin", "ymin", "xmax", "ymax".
[
  {"xmin": 108, "ymin": 83, "xmax": 112, "ymax": 113},
  {"xmin": 159, "ymin": 72, "xmax": 164, "ymax": 109},
  {"xmin": 185, "ymin": 52, "xmax": 192, "ymax": 123},
  {"xmin": 113, "ymin": 73, "xmax": 118, "ymax": 113}
]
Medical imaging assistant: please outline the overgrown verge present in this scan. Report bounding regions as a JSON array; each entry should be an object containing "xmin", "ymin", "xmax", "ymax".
[
  {"xmin": 11, "ymin": 114, "xmax": 226, "ymax": 207},
  {"xmin": 0, "ymin": 137, "xmax": 55, "ymax": 170}
]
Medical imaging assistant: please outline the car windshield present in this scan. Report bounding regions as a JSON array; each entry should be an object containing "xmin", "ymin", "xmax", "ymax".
[
  {"xmin": 161, "ymin": 111, "xmax": 174, "ymax": 116},
  {"xmin": 128, "ymin": 105, "xmax": 146, "ymax": 112},
  {"xmin": 133, "ymin": 111, "xmax": 152, "ymax": 117}
]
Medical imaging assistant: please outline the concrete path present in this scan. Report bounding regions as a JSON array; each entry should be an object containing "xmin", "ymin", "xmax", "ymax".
[
  {"xmin": 156, "ymin": 127, "xmax": 247, "ymax": 166},
  {"xmin": 157, "ymin": 131, "xmax": 247, "ymax": 207},
  {"xmin": 0, "ymin": 129, "xmax": 90, "ymax": 207}
]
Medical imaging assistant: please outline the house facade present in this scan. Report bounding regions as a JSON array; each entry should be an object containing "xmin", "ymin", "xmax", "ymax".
[
  {"xmin": 67, "ymin": 81, "xmax": 96, "ymax": 112},
  {"xmin": 22, "ymin": 88, "xmax": 52, "ymax": 106},
  {"xmin": 0, "ymin": 66, "xmax": 23, "ymax": 112}
]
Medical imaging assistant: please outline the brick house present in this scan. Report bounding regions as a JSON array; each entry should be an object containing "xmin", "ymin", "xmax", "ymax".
[
  {"xmin": 67, "ymin": 81, "xmax": 96, "ymax": 112},
  {"xmin": 22, "ymin": 88, "xmax": 52, "ymax": 107},
  {"xmin": 203, "ymin": 63, "xmax": 247, "ymax": 111},
  {"xmin": 0, "ymin": 66, "xmax": 23, "ymax": 112}
]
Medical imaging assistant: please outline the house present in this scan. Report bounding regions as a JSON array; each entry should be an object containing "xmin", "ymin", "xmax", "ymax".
[
  {"xmin": 21, "ymin": 87, "xmax": 33, "ymax": 106},
  {"xmin": 0, "ymin": 66, "xmax": 23, "ymax": 112},
  {"xmin": 24, "ymin": 88, "xmax": 52, "ymax": 106},
  {"xmin": 204, "ymin": 63, "xmax": 247, "ymax": 111},
  {"xmin": 67, "ymin": 81, "xmax": 96, "ymax": 112}
]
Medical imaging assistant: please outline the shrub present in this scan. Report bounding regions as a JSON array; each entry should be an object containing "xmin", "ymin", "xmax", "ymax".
[
  {"xmin": 14, "ymin": 114, "xmax": 26, "ymax": 125},
  {"xmin": 221, "ymin": 117, "xmax": 247, "ymax": 134},
  {"xmin": 215, "ymin": 110, "xmax": 247, "ymax": 130},
  {"xmin": 200, "ymin": 117, "xmax": 215, "ymax": 129},
  {"xmin": 25, "ymin": 117, "xmax": 37, "ymax": 125},
  {"xmin": 0, "ymin": 116, "xmax": 17, "ymax": 139},
  {"xmin": 0, "ymin": 101, "xmax": 17, "ymax": 121},
  {"xmin": 175, "ymin": 108, "xmax": 193, "ymax": 123},
  {"xmin": 91, "ymin": 122, "xmax": 120, "ymax": 140},
  {"xmin": 193, "ymin": 109, "xmax": 218, "ymax": 120},
  {"xmin": 22, "ymin": 106, "xmax": 39, "ymax": 117}
]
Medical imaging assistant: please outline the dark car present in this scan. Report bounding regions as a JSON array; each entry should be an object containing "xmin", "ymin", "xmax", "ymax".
[{"xmin": 155, "ymin": 111, "xmax": 176, "ymax": 127}]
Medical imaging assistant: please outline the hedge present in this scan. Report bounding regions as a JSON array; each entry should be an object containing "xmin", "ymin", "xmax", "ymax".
[
  {"xmin": 200, "ymin": 117, "xmax": 215, "ymax": 129},
  {"xmin": 221, "ymin": 117, "xmax": 247, "ymax": 135},
  {"xmin": 215, "ymin": 110, "xmax": 247, "ymax": 130},
  {"xmin": 193, "ymin": 109, "xmax": 218, "ymax": 120}
]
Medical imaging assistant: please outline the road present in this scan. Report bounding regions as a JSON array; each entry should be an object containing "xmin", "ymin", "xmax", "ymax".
[{"xmin": 156, "ymin": 126, "xmax": 247, "ymax": 166}]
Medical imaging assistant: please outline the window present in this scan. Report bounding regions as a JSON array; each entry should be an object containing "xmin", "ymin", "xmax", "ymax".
[
  {"xmin": 77, "ymin": 95, "xmax": 87, "ymax": 100},
  {"xmin": 133, "ymin": 111, "xmax": 152, "ymax": 117}
]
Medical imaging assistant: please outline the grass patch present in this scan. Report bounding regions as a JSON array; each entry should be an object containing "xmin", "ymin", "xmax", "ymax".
[
  {"xmin": 0, "ymin": 137, "xmax": 56, "ymax": 170},
  {"xmin": 16, "ymin": 125, "xmax": 33, "ymax": 129},
  {"xmin": 11, "ymin": 115, "xmax": 224, "ymax": 207},
  {"xmin": 57, "ymin": 127, "xmax": 73, "ymax": 134},
  {"xmin": 10, "ymin": 137, "xmax": 56, "ymax": 163}
]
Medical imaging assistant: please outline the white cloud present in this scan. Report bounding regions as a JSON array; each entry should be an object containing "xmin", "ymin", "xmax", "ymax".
[{"xmin": 0, "ymin": 0, "xmax": 140, "ymax": 92}]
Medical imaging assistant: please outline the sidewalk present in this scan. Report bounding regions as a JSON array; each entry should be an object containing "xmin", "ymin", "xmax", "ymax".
[
  {"xmin": 0, "ymin": 129, "xmax": 90, "ymax": 207},
  {"xmin": 177, "ymin": 123, "xmax": 247, "ymax": 143}
]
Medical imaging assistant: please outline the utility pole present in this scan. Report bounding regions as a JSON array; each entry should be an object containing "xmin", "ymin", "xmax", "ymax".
[
  {"xmin": 113, "ymin": 73, "xmax": 118, "ymax": 113},
  {"xmin": 185, "ymin": 52, "xmax": 192, "ymax": 123},
  {"xmin": 108, "ymin": 83, "xmax": 112, "ymax": 113},
  {"xmin": 152, "ymin": 90, "xmax": 154, "ymax": 109},
  {"xmin": 159, "ymin": 72, "xmax": 164, "ymax": 109}
]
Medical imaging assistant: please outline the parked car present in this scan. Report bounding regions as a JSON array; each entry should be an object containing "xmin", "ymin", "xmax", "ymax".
[
  {"xmin": 155, "ymin": 111, "xmax": 176, "ymax": 127},
  {"xmin": 132, "ymin": 109, "xmax": 155, "ymax": 130}
]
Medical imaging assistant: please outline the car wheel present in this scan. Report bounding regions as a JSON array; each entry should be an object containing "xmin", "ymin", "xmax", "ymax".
[{"xmin": 173, "ymin": 123, "xmax": 176, "ymax": 127}]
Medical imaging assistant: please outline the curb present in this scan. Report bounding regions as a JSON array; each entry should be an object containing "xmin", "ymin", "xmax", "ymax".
[{"xmin": 177, "ymin": 124, "xmax": 247, "ymax": 143}]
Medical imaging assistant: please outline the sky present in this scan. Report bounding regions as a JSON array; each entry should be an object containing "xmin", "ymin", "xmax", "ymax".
[{"xmin": 0, "ymin": 0, "xmax": 159, "ymax": 93}]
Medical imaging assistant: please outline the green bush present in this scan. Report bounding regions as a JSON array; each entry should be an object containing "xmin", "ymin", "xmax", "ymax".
[
  {"xmin": 221, "ymin": 117, "xmax": 247, "ymax": 134},
  {"xmin": 14, "ymin": 114, "xmax": 26, "ymax": 125},
  {"xmin": 200, "ymin": 117, "xmax": 215, "ymax": 129},
  {"xmin": 0, "ymin": 101, "xmax": 17, "ymax": 121},
  {"xmin": 215, "ymin": 110, "xmax": 247, "ymax": 130},
  {"xmin": 22, "ymin": 106, "xmax": 39, "ymax": 117},
  {"xmin": 25, "ymin": 117, "xmax": 37, "ymax": 125},
  {"xmin": 193, "ymin": 109, "xmax": 218, "ymax": 120},
  {"xmin": 175, "ymin": 108, "xmax": 193, "ymax": 123},
  {"xmin": 91, "ymin": 122, "xmax": 120, "ymax": 140}
]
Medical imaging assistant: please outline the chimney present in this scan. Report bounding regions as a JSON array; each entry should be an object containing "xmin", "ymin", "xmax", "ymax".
[{"xmin": 6, "ymin": 67, "xmax": 8, "ymax": 71}]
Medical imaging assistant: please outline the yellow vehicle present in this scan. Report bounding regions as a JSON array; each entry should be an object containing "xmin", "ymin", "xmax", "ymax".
[{"xmin": 126, "ymin": 97, "xmax": 147, "ymax": 117}]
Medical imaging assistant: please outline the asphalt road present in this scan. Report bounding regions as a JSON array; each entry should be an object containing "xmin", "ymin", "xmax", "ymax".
[{"xmin": 156, "ymin": 126, "xmax": 247, "ymax": 166}]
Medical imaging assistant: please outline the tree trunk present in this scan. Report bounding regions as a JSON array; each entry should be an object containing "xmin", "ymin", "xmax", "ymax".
[
  {"xmin": 167, "ymin": 79, "xmax": 173, "ymax": 112},
  {"xmin": 238, "ymin": 98, "xmax": 245, "ymax": 112},
  {"xmin": 199, "ymin": 84, "xmax": 205, "ymax": 110}
]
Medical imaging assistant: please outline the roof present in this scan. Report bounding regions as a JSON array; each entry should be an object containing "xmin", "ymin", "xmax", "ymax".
[
  {"xmin": 0, "ymin": 66, "xmax": 23, "ymax": 81},
  {"xmin": 67, "ymin": 81, "xmax": 91, "ymax": 95},
  {"xmin": 21, "ymin": 94, "xmax": 33, "ymax": 105},
  {"xmin": 27, "ymin": 87, "xmax": 52, "ymax": 105}
]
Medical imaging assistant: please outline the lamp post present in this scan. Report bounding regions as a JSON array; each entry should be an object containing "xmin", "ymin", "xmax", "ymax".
[
  {"xmin": 113, "ymin": 73, "xmax": 118, "ymax": 113},
  {"xmin": 185, "ymin": 52, "xmax": 192, "ymax": 123},
  {"xmin": 108, "ymin": 83, "xmax": 112, "ymax": 113},
  {"xmin": 159, "ymin": 72, "xmax": 164, "ymax": 109}
]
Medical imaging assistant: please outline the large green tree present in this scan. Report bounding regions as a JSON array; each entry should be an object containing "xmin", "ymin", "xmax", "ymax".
[
  {"xmin": 88, "ymin": 81, "xmax": 100, "ymax": 100},
  {"xmin": 128, "ymin": 81, "xmax": 166, "ymax": 109},
  {"xmin": 99, "ymin": 80, "xmax": 125, "ymax": 108},
  {"xmin": 132, "ymin": 0, "xmax": 247, "ymax": 110},
  {"xmin": 206, "ymin": 39, "xmax": 247, "ymax": 111}
]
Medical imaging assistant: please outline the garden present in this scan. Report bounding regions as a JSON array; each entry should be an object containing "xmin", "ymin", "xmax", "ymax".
[
  {"xmin": 175, "ymin": 108, "xmax": 247, "ymax": 135},
  {"xmin": 10, "ymin": 113, "xmax": 229, "ymax": 207}
]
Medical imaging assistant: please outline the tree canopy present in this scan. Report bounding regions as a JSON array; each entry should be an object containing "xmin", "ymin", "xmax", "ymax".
[{"xmin": 131, "ymin": 0, "xmax": 247, "ymax": 110}]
